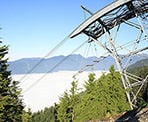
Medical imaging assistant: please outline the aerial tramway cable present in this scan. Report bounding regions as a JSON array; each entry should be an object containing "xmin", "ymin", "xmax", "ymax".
[
  {"xmin": 19, "ymin": 0, "xmax": 148, "ymax": 109},
  {"xmin": 22, "ymin": 39, "xmax": 88, "ymax": 93},
  {"xmin": 19, "ymin": 35, "xmax": 69, "ymax": 83}
]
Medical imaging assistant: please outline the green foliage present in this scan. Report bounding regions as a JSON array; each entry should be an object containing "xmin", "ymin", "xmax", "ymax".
[
  {"xmin": 32, "ymin": 104, "xmax": 59, "ymax": 122},
  {"xmin": 128, "ymin": 59, "xmax": 148, "ymax": 103},
  {"xmin": 74, "ymin": 73, "xmax": 100, "ymax": 121},
  {"xmin": 56, "ymin": 65, "xmax": 130, "ymax": 122},
  {"xmin": 74, "ymin": 66, "xmax": 130, "ymax": 121},
  {"xmin": 0, "ymin": 42, "xmax": 24, "ymax": 121},
  {"xmin": 22, "ymin": 108, "xmax": 32, "ymax": 122},
  {"xmin": 97, "ymin": 66, "xmax": 130, "ymax": 114},
  {"xmin": 57, "ymin": 91, "xmax": 72, "ymax": 122},
  {"xmin": 136, "ymin": 66, "xmax": 148, "ymax": 103},
  {"xmin": 57, "ymin": 79, "xmax": 80, "ymax": 122},
  {"xmin": 28, "ymin": 61, "xmax": 148, "ymax": 122}
]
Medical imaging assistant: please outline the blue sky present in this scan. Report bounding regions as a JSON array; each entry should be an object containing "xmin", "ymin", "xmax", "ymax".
[{"xmin": 0, "ymin": 0, "xmax": 113, "ymax": 60}]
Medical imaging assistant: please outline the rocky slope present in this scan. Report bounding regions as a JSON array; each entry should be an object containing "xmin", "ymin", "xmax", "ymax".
[{"xmin": 97, "ymin": 107, "xmax": 148, "ymax": 122}]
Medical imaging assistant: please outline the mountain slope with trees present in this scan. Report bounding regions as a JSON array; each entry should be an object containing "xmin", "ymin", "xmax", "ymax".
[
  {"xmin": 128, "ymin": 58, "xmax": 148, "ymax": 103},
  {"xmin": 30, "ymin": 58, "xmax": 148, "ymax": 121},
  {"xmin": 128, "ymin": 58, "xmax": 148, "ymax": 70},
  {"xmin": 57, "ymin": 66, "xmax": 130, "ymax": 122},
  {"xmin": 31, "ymin": 66, "xmax": 131, "ymax": 122}
]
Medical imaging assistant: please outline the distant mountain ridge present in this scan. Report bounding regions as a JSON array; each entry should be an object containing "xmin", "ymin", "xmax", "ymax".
[{"xmin": 8, "ymin": 54, "xmax": 148, "ymax": 74}]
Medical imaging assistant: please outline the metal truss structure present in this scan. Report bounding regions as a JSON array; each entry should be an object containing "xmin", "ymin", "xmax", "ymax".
[{"xmin": 70, "ymin": 0, "xmax": 148, "ymax": 109}]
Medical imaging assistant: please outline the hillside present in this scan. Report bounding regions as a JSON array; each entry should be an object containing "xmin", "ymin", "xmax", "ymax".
[
  {"xmin": 29, "ymin": 65, "xmax": 148, "ymax": 121},
  {"xmin": 127, "ymin": 58, "xmax": 148, "ymax": 81},
  {"xmin": 128, "ymin": 58, "xmax": 148, "ymax": 70}
]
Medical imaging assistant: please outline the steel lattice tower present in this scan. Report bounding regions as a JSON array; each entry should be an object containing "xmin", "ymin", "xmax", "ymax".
[{"xmin": 70, "ymin": 0, "xmax": 148, "ymax": 109}]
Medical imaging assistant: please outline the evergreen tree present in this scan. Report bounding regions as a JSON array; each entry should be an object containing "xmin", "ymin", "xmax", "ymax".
[
  {"xmin": 57, "ymin": 91, "xmax": 71, "ymax": 122},
  {"xmin": 97, "ymin": 66, "xmax": 130, "ymax": 115},
  {"xmin": 32, "ymin": 66, "xmax": 130, "ymax": 122},
  {"xmin": 74, "ymin": 66, "xmax": 130, "ymax": 121},
  {"xmin": 32, "ymin": 105, "xmax": 59, "ymax": 122},
  {"xmin": 22, "ymin": 108, "xmax": 32, "ymax": 122},
  {"xmin": 74, "ymin": 73, "xmax": 100, "ymax": 121},
  {"xmin": 0, "ymin": 42, "xmax": 24, "ymax": 121},
  {"xmin": 57, "ymin": 79, "xmax": 80, "ymax": 122}
]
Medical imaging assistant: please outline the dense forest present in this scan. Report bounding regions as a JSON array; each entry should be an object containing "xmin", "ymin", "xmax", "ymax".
[{"xmin": 0, "ymin": 41, "xmax": 147, "ymax": 121}]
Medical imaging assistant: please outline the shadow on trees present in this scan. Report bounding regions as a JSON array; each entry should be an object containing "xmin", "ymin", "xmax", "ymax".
[{"xmin": 115, "ymin": 109, "xmax": 139, "ymax": 122}]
